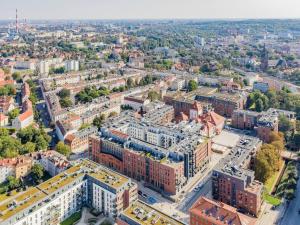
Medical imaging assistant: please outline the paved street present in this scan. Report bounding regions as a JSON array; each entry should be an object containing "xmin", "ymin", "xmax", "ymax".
[{"xmin": 279, "ymin": 167, "xmax": 300, "ymax": 225}]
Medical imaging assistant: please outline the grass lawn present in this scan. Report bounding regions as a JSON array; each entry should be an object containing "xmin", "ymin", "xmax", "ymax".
[
  {"xmin": 265, "ymin": 169, "xmax": 280, "ymax": 194},
  {"xmin": 60, "ymin": 211, "xmax": 81, "ymax": 225},
  {"xmin": 263, "ymin": 192, "xmax": 281, "ymax": 206}
]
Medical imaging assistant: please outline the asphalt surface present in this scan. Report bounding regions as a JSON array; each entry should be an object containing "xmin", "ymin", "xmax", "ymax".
[
  {"xmin": 279, "ymin": 167, "xmax": 300, "ymax": 225},
  {"xmin": 178, "ymin": 172, "xmax": 212, "ymax": 213}
]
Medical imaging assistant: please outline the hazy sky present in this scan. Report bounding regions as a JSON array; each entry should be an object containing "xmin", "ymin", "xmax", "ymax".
[{"xmin": 1, "ymin": 0, "xmax": 300, "ymax": 20}]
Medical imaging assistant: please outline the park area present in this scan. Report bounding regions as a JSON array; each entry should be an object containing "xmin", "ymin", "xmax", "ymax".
[{"xmin": 262, "ymin": 160, "xmax": 299, "ymax": 206}]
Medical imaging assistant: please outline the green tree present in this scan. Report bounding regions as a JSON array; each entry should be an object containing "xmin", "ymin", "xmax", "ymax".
[
  {"xmin": 36, "ymin": 135, "xmax": 48, "ymax": 150},
  {"xmin": 0, "ymin": 127, "xmax": 9, "ymax": 136},
  {"xmin": 0, "ymin": 136, "xmax": 22, "ymax": 158},
  {"xmin": 254, "ymin": 157, "xmax": 271, "ymax": 183},
  {"xmin": 188, "ymin": 80, "xmax": 198, "ymax": 92},
  {"xmin": 21, "ymin": 142, "xmax": 36, "ymax": 154},
  {"xmin": 59, "ymin": 98, "xmax": 73, "ymax": 108},
  {"xmin": 278, "ymin": 115, "xmax": 293, "ymax": 133},
  {"xmin": 254, "ymin": 144, "xmax": 282, "ymax": 183},
  {"xmin": 12, "ymin": 72, "xmax": 22, "ymax": 82},
  {"xmin": 255, "ymin": 99, "xmax": 264, "ymax": 112},
  {"xmin": 56, "ymin": 141, "xmax": 71, "ymax": 157},
  {"xmin": 8, "ymin": 108, "xmax": 20, "ymax": 122},
  {"xmin": 79, "ymin": 123, "xmax": 90, "ymax": 130},
  {"xmin": 7, "ymin": 176, "xmax": 21, "ymax": 190},
  {"xmin": 31, "ymin": 164, "xmax": 44, "ymax": 183},
  {"xmin": 147, "ymin": 91, "xmax": 160, "ymax": 102},
  {"xmin": 127, "ymin": 78, "xmax": 134, "ymax": 88},
  {"xmin": 93, "ymin": 115, "xmax": 105, "ymax": 129},
  {"xmin": 57, "ymin": 89, "xmax": 71, "ymax": 99}
]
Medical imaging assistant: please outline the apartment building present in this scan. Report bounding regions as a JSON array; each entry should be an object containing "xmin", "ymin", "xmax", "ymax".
[
  {"xmin": 12, "ymin": 83, "xmax": 34, "ymax": 130},
  {"xmin": 190, "ymin": 197, "xmax": 256, "ymax": 225},
  {"xmin": 212, "ymin": 136, "xmax": 263, "ymax": 216},
  {"xmin": 195, "ymin": 91, "xmax": 248, "ymax": 117},
  {"xmin": 118, "ymin": 200, "xmax": 184, "ymax": 225},
  {"xmin": 64, "ymin": 60, "xmax": 79, "ymax": 72},
  {"xmin": 38, "ymin": 150, "xmax": 71, "ymax": 176},
  {"xmin": 55, "ymin": 113, "xmax": 82, "ymax": 141},
  {"xmin": 232, "ymin": 108, "xmax": 295, "ymax": 142},
  {"xmin": 64, "ymin": 126, "xmax": 98, "ymax": 154},
  {"xmin": 0, "ymin": 96, "xmax": 15, "ymax": 114},
  {"xmin": 256, "ymin": 113, "xmax": 279, "ymax": 143},
  {"xmin": 90, "ymin": 111, "xmax": 211, "ymax": 195},
  {"xmin": 0, "ymin": 156, "xmax": 33, "ymax": 184},
  {"xmin": 123, "ymin": 96, "xmax": 150, "ymax": 111},
  {"xmin": 231, "ymin": 110, "xmax": 260, "ymax": 130},
  {"xmin": 0, "ymin": 159, "xmax": 137, "ymax": 225}
]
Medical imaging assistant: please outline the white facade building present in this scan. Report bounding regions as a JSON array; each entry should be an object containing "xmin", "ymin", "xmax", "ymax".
[
  {"xmin": 65, "ymin": 60, "xmax": 79, "ymax": 72},
  {"xmin": 0, "ymin": 159, "xmax": 138, "ymax": 225},
  {"xmin": 38, "ymin": 60, "xmax": 49, "ymax": 76}
]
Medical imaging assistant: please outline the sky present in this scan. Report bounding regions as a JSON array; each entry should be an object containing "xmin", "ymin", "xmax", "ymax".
[{"xmin": 0, "ymin": 0, "xmax": 300, "ymax": 20}]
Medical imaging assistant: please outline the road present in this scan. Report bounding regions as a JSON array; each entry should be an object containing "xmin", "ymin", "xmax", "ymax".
[
  {"xmin": 279, "ymin": 167, "xmax": 300, "ymax": 225},
  {"xmin": 177, "ymin": 172, "xmax": 212, "ymax": 213}
]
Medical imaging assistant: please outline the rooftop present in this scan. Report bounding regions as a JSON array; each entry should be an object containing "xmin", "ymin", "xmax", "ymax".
[
  {"xmin": 0, "ymin": 159, "xmax": 133, "ymax": 223},
  {"xmin": 122, "ymin": 200, "xmax": 184, "ymax": 225},
  {"xmin": 190, "ymin": 197, "xmax": 256, "ymax": 225}
]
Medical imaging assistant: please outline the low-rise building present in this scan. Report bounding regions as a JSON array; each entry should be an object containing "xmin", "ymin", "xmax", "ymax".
[
  {"xmin": 253, "ymin": 81, "xmax": 269, "ymax": 93},
  {"xmin": 0, "ymin": 113, "xmax": 8, "ymax": 126},
  {"xmin": 190, "ymin": 197, "xmax": 256, "ymax": 225},
  {"xmin": 38, "ymin": 150, "xmax": 71, "ymax": 176},
  {"xmin": 0, "ymin": 156, "xmax": 33, "ymax": 184},
  {"xmin": 118, "ymin": 200, "xmax": 184, "ymax": 225},
  {"xmin": 55, "ymin": 113, "xmax": 82, "ymax": 141},
  {"xmin": 124, "ymin": 96, "xmax": 150, "ymax": 111},
  {"xmin": 0, "ymin": 96, "xmax": 15, "ymax": 114},
  {"xmin": 65, "ymin": 126, "xmax": 98, "ymax": 154},
  {"xmin": 232, "ymin": 108, "xmax": 295, "ymax": 142}
]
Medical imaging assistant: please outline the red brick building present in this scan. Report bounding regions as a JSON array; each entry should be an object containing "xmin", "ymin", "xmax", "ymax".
[
  {"xmin": 89, "ymin": 132, "xmax": 211, "ymax": 195},
  {"xmin": 231, "ymin": 110, "xmax": 260, "ymax": 130},
  {"xmin": 195, "ymin": 92, "xmax": 248, "ymax": 117},
  {"xmin": 190, "ymin": 197, "xmax": 256, "ymax": 225}
]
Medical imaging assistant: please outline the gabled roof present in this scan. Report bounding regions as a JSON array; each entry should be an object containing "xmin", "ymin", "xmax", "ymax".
[{"xmin": 190, "ymin": 197, "xmax": 256, "ymax": 225}]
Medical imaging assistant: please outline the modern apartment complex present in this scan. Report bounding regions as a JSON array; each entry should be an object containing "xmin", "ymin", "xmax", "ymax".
[
  {"xmin": 118, "ymin": 200, "xmax": 184, "ymax": 225},
  {"xmin": 212, "ymin": 136, "xmax": 263, "ymax": 216},
  {"xmin": 89, "ymin": 111, "xmax": 211, "ymax": 195},
  {"xmin": 0, "ymin": 159, "xmax": 137, "ymax": 225}
]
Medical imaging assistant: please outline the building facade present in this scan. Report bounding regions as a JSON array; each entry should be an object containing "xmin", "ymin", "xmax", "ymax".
[{"xmin": 0, "ymin": 159, "xmax": 137, "ymax": 225}]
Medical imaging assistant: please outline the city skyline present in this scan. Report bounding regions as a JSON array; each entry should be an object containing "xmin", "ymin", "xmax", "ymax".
[{"xmin": 0, "ymin": 0, "xmax": 300, "ymax": 20}]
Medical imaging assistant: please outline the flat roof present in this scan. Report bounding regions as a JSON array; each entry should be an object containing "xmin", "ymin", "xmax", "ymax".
[
  {"xmin": 0, "ymin": 159, "xmax": 132, "ymax": 223},
  {"xmin": 122, "ymin": 201, "xmax": 184, "ymax": 225}
]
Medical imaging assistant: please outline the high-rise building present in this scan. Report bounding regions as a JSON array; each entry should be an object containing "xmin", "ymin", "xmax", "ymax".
[
  {"xmin": 38, "ymin": 60, "xmax": 49, "ymax": 76},
  {"xmin": 65, "ymin": 60, "xmax": 79, "ymax": 72}
]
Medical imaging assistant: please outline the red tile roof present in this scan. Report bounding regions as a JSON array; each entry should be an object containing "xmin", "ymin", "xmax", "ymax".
[
  {"xmin": 190, "ymin": 197, "xmax": 256, "ymax": 225},
  {"xmin": 18, "ymin": 110, "xmax": 33, "ymax": 122}
]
